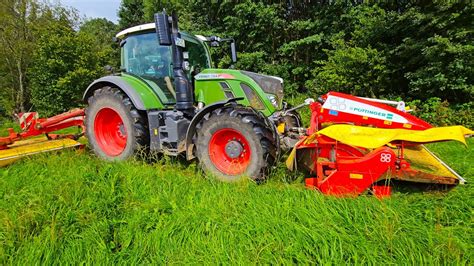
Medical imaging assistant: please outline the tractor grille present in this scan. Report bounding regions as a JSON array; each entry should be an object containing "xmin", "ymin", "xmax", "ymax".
[{"xmin": 241, "ymin": 71, "xmax": 284, "ymax": 107}]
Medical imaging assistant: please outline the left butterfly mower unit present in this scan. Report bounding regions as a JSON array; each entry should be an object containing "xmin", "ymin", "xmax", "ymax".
[{"xmin": 0, "ymin": 109, "xmax": 85, "ymax": 167}]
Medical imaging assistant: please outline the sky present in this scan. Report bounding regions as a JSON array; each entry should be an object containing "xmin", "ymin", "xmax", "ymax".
[{"xmin": 60, "ymin": 0, "xmax": 121, "ymax": 23}]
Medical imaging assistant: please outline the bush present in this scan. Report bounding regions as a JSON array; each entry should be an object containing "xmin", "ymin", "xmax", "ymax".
[
  {"xmin": 308, "ymin": 44, "xmax": 388, "ymax": 98},
  {"xmin": 451, "ymin": 102, "xmax": 474, "ymax": 129},
  {"xmin": 407, "ymin": 98, "xmax": 473, "ymax": 128}
]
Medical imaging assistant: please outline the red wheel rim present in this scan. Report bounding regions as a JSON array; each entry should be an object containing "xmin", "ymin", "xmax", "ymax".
[
  {"xmin": 94, "ymin": 108, "xmax": 127, "ymax": 156},
  {"xmin": 208, "ymin": 128, "xmax": 251, "ymax": 175}
]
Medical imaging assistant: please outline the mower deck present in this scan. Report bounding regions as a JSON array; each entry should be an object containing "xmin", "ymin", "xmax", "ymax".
[
  {"xmin": 0, "ymin": 137, "xmax": 83, "ymax": 167},
  {"xmin": 396, "ymin": 145, "xmax": 464, "ymax": 184}
]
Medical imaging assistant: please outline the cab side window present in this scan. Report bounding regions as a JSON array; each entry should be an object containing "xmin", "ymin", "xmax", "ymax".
[
  {"xmin": 186, "ymin": 40, "xmax": 209, "ymax": 75},
  {"xmin": 124, "ymin": 33, "xmax": 172, "ymax": 79}
]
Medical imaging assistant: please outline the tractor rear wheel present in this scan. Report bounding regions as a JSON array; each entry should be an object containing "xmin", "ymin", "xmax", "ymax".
[
  {"xmin": 195, "ymin": 107, "xmax": 276, "ymax": 182},
  {"xmin": 85, "ymin": 86, "xmax": 148, "ymax": 160}
]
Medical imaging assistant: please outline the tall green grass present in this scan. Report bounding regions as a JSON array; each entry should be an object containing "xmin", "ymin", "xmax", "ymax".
[
  {"xmin": 0, "ymin": 120, "xmax": 20, "ymax": 137},
  {"xmin": 0, "ymin": 139, "xmax": 472, "ymax": 264}
]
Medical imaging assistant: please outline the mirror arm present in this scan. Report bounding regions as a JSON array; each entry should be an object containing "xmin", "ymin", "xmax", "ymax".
[{"xmin": 203, "ymin": 37, "xmax": 238, "ymax": 66}]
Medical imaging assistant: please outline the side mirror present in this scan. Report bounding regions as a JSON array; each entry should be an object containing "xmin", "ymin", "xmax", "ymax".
[
  {"xmin": 154, "ymin": 12, "xmax": 171, "ymax": 45},
  {"xmin": 230, "ymin": 41, "xmax": 237, "ymax": 63},
  {"xmin": 208, "ymin": 36, "xmax": 220, "ymax": 47}
]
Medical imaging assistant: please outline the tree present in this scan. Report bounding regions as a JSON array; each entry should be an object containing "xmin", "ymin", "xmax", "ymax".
[
  {"xmin": 0, "ymin": 0, "xmax": 39, "ymax": 113},
  {"xmin": 118, "ymin": 0, "xmax": 145, "ymax": 29},
  {"xmin": 0, "ymin": 1, "xmax": 79, "ymax": 116},
  {"xmin": 1, "ymin": 0, "xmax": 470, "ymax": 121},
  {"xmin": 310, "ymin": 44, "xmax": 388, "ymax": 97},
  {"xmin": 80, "ymin": 18, "xmax": 117, "ymax": 49},
  {"xmin": 80, "ymin": 18, "xmax": 120, "ymax": 68},
  {"xmin": 394, "ymin": 3, "xmax": 474, "ymax": 102},
  {"xmin": 29, "ymin": 23, "xmax": 109, "ymax": 116}
]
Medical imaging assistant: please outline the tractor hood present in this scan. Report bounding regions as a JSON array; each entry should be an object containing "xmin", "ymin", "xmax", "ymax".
[{"xmin": 241, "ymin": 71, "xmax": 284, "ymax": 108}]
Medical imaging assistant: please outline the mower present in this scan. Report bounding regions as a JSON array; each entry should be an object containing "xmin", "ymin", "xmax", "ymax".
[
  {"xmin": 1, "ymin": 11, "xmax": 471, "ymax": 197},
  {"xmin": 285, "ymin": 92, "xmax": 471, "ymax": 196},
  {"xmin": 0, "ymin": 109, "xmax": 85, "ymax": 167}
]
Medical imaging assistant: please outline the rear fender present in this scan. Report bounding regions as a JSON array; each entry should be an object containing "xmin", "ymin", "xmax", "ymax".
[{"xmin": 83, "ymin": 75, "xmax": 163, "ymax": 110}]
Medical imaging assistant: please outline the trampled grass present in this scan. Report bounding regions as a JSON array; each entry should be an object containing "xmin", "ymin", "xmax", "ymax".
[{"xmin": 0, "ymin": 139, "xmax": 472, "ymax": 264}]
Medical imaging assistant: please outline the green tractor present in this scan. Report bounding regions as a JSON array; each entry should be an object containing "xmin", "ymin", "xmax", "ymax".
[{"xmin": 83, "ymin": 11, "xmax": 303, "ymax": 181}]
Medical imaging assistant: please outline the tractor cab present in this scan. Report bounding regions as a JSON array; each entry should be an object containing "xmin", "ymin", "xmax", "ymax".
[{"xmin": 116, "ymin": 23, "xmax": 212, "ymax": 105}]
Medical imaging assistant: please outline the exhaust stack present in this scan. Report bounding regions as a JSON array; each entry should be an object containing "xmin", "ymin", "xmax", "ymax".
[{"xmin": 154, "ymin": 11, "xmax": 194, "ymax": 115}]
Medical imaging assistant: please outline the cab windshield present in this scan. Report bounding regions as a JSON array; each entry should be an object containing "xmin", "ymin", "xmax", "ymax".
[{"xmin": 122, "ymin": 31, "xmax": 210, "ymax": 104}]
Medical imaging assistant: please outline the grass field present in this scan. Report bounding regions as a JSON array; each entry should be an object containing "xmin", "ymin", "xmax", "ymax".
[{"xmin": 0, "ymin": 136, "xmax": 472, "ymax": 264}]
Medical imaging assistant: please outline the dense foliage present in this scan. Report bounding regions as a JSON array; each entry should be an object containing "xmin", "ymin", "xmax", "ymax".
[
  {"xmin": 0, "ymin": 0, "xmax": 472, "ymax": 126},
  {"xmin": 29, "ymin": 23, "xmax": 112, "ymax": 116}
]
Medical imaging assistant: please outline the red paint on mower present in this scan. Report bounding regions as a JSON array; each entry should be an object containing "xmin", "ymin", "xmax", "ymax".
[
  {"xmin": 372, "ymin": 185, "xmax": 392, "ymax": 198},
  {"xmin": 307, "ymin": 91, "xmax": 432, "ymax": 135}
]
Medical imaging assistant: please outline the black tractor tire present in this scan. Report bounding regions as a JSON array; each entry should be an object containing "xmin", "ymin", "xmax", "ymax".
[
  {"xmin": 85, "ymin": 86, "xmax": 148, "ymax": 160},
  {"xmin": 283, "ymin": 110, "xmax": 302, "ymax": 129},
  {"xmin": 195, "ymin": 106, "xmax": 277, "ymax": 182}
]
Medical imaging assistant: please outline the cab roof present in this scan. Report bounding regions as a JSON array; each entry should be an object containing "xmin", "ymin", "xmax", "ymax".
[
  {"xmin": 116, "ymin": 23, "xmax": 155, "ymax": 39},
  {"xmin": 116, "ymin": 23, "xmax": 207, "ymax": 42}
]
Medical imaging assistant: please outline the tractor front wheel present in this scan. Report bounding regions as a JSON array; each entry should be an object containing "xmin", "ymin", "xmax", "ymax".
[
  {"xmin": 85, "ymin": 86, "xmax": 148, "ymax": 160},
  {"xmin": 195, "ymin": 107, "xmax": 276, "ymax": 182}
]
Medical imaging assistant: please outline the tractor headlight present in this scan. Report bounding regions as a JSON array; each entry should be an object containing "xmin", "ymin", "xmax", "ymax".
[{"xmin": 267, "ymin": 94, "xmax": 278, "ymax": 108}]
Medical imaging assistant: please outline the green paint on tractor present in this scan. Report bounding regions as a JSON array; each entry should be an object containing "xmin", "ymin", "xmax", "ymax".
[
  {"xmin": 120, "ymin": 73, "xmax": 165, "ymax": 109},
  {"xmin": 194, "ymin": 69, "xmax": 279, "ymax": 117}
]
